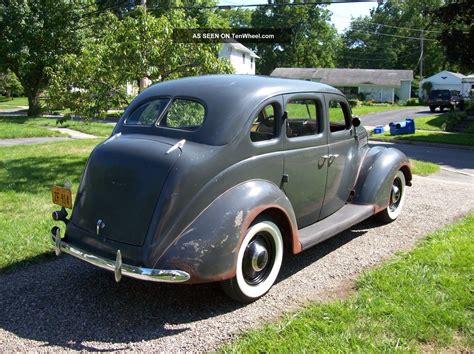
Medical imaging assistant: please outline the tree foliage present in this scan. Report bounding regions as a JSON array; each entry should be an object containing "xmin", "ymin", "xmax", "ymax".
[
  {"xmin": 47, "ymin": 7, "xmax": 233, "ymax": 119},
  {"xmin": 250, "ymin": 1, "xmax": 338, "ymax": 75},
  {"xmin": 0, "ymin": 0, "xmax": 86, "ymax": 115},
  {"xmin": 0, "ymin": 70, "xmax": 23, "ymax": 97},
  {"xmin": 337, "ymin": 0, "xmax": 448, "ymax": 78},
  {"xmin": 433, "ymin": 1, "xmax": 473, "ymax": 72}
]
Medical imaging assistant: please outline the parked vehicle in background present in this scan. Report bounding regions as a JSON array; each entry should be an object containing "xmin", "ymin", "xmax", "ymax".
[
  {"xmin": 50, "ymin": 75, "xmax": 412, "ymax": 303},
  {"xmin": 429, "ymin": 89, "xmax": 465, "ymax": 112}
]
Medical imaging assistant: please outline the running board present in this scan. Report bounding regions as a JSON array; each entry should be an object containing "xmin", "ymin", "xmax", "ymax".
[{"xmin": 298, "ymin": 204, "xmax": 375, "ymax": 251}]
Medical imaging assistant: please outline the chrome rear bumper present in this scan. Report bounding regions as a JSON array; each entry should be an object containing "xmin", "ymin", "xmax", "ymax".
[{"xmin": 51, "ymin": 227, "xmax": 190, "ymax": 283}]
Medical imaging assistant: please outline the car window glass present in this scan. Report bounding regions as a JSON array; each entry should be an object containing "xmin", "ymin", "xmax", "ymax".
[
  {"xmin": 329, "ymin": 100, "xmax": 351, "ymax": 133},
  {"xmin": 250, "ymin": 104, "xmax": 276, "ymax": 142},
  {"xmin": 159, "ymin": 99, "xmax": 205, "ymax": 130},
  {"xmin": 126, "ymin": 99, "xmax": 169, "ymax": 125},
  {"xmin": 285, "ymin": 99, "xmax": 320, "ymax": 138}
]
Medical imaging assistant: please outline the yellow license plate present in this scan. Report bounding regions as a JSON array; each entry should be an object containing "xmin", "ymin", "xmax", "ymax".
[{"xmin": 51, "ymin": 186, "xmax": 73, "ymax": 209}]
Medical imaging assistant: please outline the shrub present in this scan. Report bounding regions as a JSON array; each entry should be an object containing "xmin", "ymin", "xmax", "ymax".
[
  {"xmin": 405, "ymin": 98, "xmax": 419, "ymax": 106},
  {"xmin": 348, "ymin": 99, "xmax": 360, "ymax": 108},
  {"xmin": 442, "ymin": 111, "xmax": 466, "ymax": 131}
]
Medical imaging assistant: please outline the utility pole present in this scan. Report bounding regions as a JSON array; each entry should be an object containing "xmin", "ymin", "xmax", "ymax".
[
  {"xmin": 420, "ymin": 30, "xmax": 424, "ymax": 80},
  {"xmin": 139, "ymin": 0, "xmax": 148, "ymax": 92}
]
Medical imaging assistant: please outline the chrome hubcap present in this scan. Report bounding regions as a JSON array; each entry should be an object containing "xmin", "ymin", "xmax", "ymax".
[
  {"xmin": 248, "ymin": 241, "xmax": 269, "ymax": 272},
  {"xmin": 389, "ymin": 178, "xmax": 402, "ymax": 211},
  {"xmin": 242, "ymin": 233, "xmax": 275, "ymax": 285}
]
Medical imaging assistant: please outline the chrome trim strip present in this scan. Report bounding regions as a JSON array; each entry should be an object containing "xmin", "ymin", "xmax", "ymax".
[{"xmin": 51, "ymin": 229, "xmax": 190, "ymax": 283}]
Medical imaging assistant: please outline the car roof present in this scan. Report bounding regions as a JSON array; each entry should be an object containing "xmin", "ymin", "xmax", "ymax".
[{"xmin": 117, "ymin": 75, "xmax": 342, "ymax": 145}]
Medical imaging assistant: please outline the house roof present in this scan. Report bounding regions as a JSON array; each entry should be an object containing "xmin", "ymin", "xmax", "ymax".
[
  {"xmin": 447, "ymin": 71, "xmax": 466, "ymax": 79},
  {"xmin": 223, "ymin": 41, "xmax": 260, "ymax": 58},
  {"xmin": 271, "ymin": 68, "xmax": 413, "ymax": 87}
]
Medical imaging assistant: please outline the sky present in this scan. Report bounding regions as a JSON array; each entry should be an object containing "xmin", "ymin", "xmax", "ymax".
[{"xmin": 219, "ymin": 1, "xmax": 378, "ymax": 33}]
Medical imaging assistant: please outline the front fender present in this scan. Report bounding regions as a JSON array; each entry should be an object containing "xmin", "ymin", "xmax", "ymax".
[
  {"xmin": 353, "ymin": 146, "xmax": 411, "ymax": 211},
  {"xmin": 153, "ymin": 179, "xmax": 298, "ymax": 283}
]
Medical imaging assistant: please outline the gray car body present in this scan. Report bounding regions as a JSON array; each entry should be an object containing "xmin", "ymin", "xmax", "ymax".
[{"xmin": 64, "ymin": 75, "xmax": 412, "ymax": 283}]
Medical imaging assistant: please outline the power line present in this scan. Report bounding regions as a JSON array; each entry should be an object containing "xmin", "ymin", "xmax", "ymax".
[
  {"xmin": 331, "ymin": 13, "xmax": 442, "ymax": 34},
  {"xmin": 146, "ymin": 1, "xmax": 378, "ymax": 11},
  {"xmin": 358, "ymin": 29, "xmax": 437, "ymax": 41}
]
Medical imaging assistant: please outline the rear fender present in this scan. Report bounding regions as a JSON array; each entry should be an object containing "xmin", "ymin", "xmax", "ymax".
[
  {"xmin": 154, "ymin": 179, "xmax": 299, "ymax": 283},
  {"xmin": 353, "ymin": 146, "xmax": 411, "ymax": 211}
]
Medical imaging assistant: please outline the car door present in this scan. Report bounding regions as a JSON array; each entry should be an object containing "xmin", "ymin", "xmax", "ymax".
[
  {"xmin": 319, "ymin": 94, "xmax": 359, "ymax": 220},
  {"xmin": 282, "ymin": 93, "xmax": 329, "ymax": 229}
]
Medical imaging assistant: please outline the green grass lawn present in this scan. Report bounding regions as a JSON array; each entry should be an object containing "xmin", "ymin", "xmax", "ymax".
[
  {"xmin": 0, "ymin": 116, "xmax": 114, "ymax": 138},
  {"xmin": 0, "ymin": 122, "xmax": 64, "ymax": 138},
  {"xmin": 352, "ymin": 105, "xmax": 407, "ymax": 116},
  {"xmin": 414, "ymin": 114, "xmax": 446, "ymax": 131},
  {"xmin": 0, "ymin": 139, "xmax": 101, "ymax": 271},
  {"xmin": 375, "ymin": 131, "xmax": 474, "ymax": 147},
  {"xmin": 0, "ymin": 96, "xmax": 28, "ymax": 109},
  {"xmin": 410, "ymin": 159, "xmax": 440, "ymax": 176},
  {"xmin": 415, "ymin": 113, "xmax": 474, "ymax": 134},
  {"xmin": 227, "ymin": 213, "xmax": 474, "ymax": 352}
]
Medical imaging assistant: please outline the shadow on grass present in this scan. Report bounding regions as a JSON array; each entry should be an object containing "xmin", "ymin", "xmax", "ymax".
[
  {"xmin": 0, "ymin": 217, "xmax": 376, "ymax": 350},
  {"xmin": 0, "ymin": 155, "xmax": 88, "ymax": 193},
  {"xmin": 420, "ymin": 114, "xmax": 447, "ymax": 129}
]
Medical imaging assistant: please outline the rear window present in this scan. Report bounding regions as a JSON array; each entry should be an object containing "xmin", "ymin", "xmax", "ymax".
[
  {"xmin": 125, "ymin": 98, "xmax": 206, "ymax": 131},
  {"xmin": 158, "ymin": 99, "xmax": 205, "ymax": 131},
  {"xmin": 125, "ymin": 99, "xmax": 169, "ymax": 125},
  {"xmin": 430, "ymin": 90, "xmax": 450, "ymax": 99}
]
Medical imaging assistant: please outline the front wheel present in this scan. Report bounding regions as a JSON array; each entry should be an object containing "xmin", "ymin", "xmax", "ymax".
[
  {"xmin": 221, "ymin": 219, "xmax": 283, "ymax": 303},
  {"xmin": 429, "ymin": 106, "xmax": 436, "ymax": 112},
  {"xmin": 377, "ymin": 170, "xmax": 406, "ymax": 223}
]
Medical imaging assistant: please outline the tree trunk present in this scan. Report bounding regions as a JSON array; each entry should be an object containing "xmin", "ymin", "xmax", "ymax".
[{"xmin": 26, "ymin": 89, "xmax": 41, "ymax": 116}]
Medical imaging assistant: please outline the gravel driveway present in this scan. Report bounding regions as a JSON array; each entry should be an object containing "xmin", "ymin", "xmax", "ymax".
[{"xmin": 1, "ymin": 175, "xmax": 473, "ymax": 352}]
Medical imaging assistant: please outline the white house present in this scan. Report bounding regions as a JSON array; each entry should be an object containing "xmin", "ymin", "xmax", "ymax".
[
  {"xmin": 218, "ymin": 41, "xmax": 259, "ymax": 75},
  {"xmin": 271, "ymin": 68, "xmax": 413, "ymax": 102},
  {"xmin": 419, "ymin": 70, "xmax": 466, "ymax": 97},
  {"xmin": 462, "ymin": 75, "xmax": 474, "ymax": 98}
]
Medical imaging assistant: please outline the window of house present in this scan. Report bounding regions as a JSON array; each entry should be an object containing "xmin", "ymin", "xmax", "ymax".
[
  {"xmin": 328, "ymin": 100, "xmax": 351, "ymax": 133},
  {"xmin": 158, "ymin": 98, "xmax": 206, "ymax": 131},
  {"xmin": 285, "ymin": 99, "xmax": 321, "ymax": 138},
  {"xmin": 242, "ymin": 53, "xmax": 246, "ymax": 64},
  {"xmin": 125, "ymin": 98, "xmax": 169, "ymax": 125},
  {"xmin": 250, "ymin": 104, "xmax": 276, "ymax": 142},
  {"xmin": 251, "ymin": 57, "xmax": 254, "ymax": 68}
]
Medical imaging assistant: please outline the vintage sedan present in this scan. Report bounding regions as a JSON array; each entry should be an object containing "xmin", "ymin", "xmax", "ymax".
[{"xmin": 50, "ymin": 75, "xmax": 411, "ymax": 303}]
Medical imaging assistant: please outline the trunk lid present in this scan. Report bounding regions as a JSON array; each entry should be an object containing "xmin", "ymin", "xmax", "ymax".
[{"xmin": 71, "ymin": 134, "xmax": 180, "ymax": 246}]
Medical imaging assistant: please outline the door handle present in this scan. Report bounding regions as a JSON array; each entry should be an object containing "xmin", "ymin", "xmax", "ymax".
[{"xmin": 321, "ymin": 154, "xmax": 339, "ymax": 164}]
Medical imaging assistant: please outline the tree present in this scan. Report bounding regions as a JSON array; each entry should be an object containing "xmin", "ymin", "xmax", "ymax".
[
  {"xmin": 337, "ymin": 0, "xmax": 448, "ymax": 77},
  {"xmin": 0, "ymin": 70, "xmax": 23, "ymax": 98},
  {"xmin": 0, "ymin": 1, "xmax": 86, "ymax": 116},
  {"xmin": 250, "ymin": 1, "xmax": 339, "ymax": 75},
  {"xmin": 47, "ymin": 8, "xmax": 233, "ymax": 119},
  {"xmin": 434, "ymin": 1, "xmax": 474, "ymax": 72}
]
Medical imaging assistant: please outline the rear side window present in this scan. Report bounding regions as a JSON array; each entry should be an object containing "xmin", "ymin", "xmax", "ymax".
[
  {"xmin": 159, "ymin": 99, "xmax": 205, "ymax": 131},
  {"xmin": 285, "ymin": 99, "xmax": 321, "ymax": 138},
  {"xmin": 328, "ymin": 100, "xmax": 351, "ymax": 133},
  {"xmin": 125, "ymin": 99, "xmax": 169, "ymax": 125},
  {"xmin": 250, "ymin": 104, "xmax": 276, "ymax": 142}
]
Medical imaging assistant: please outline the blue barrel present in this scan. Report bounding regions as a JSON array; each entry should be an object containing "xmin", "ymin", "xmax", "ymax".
[
  {"xmin": 373, "ymin": 125, "xmax": 385, "ymax": 134},
  {"xmin": 389, "ymin": 118, "xmax": 415, "ymax": 135}
]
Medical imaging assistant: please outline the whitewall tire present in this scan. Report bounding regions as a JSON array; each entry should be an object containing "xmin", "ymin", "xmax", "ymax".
[
  {"xmin": 221, "ymin": 220, "xmax": 283, "ymax": 303},
  {"xmin": 377, "ymin": 170, "xmax": 406, "ymax": 223}
]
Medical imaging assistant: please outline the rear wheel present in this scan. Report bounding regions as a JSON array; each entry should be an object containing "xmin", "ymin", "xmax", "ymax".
[
  {"xmin": 429, "ymin": 106, "xmax": 436, "ymax": 112},
  {"xmin": 221, "ymin": 219, "xmax": 283, "ymax": 303},
  {"xmin": 377, "ymin": 170, "xmax": 406, "ymax": 223}
]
